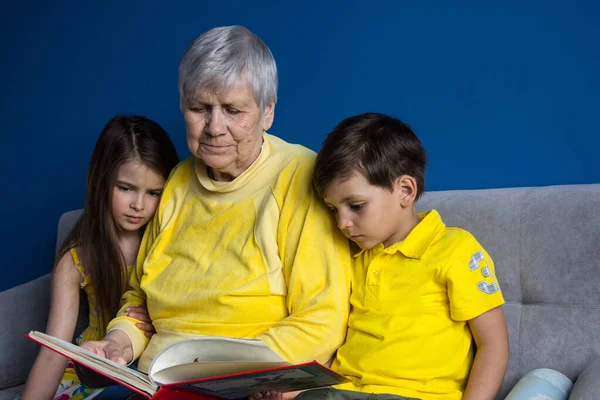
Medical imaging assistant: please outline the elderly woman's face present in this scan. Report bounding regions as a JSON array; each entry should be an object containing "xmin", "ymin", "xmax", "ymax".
[{"xmin": 182, "ymin": 80, "xmax": 275, "ymax": 182}]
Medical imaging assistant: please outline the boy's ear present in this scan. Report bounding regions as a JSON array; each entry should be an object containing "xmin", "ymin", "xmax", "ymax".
[{"xmin": 394, "ymin": 175, "xmax": 418, "ymax": 207}]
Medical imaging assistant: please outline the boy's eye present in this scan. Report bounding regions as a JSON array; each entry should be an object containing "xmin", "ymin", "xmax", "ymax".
[{"xmin": 148, "ymin": 191, "xmax": 162, "ymax": 197}]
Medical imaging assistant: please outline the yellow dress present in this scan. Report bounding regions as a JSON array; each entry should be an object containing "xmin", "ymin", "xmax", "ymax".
[{"xmin": 15, "ymin": 249, "xmax": 133, "ymax": 400}]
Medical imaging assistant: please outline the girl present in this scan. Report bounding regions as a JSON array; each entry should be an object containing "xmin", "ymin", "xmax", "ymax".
[{"xmin": 19, "ymin": 116, "xmax": 180, "ymax": 400}]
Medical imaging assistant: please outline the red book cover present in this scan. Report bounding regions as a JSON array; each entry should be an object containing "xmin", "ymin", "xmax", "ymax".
[{"xmin": 27, "ymin": 331, "xmax": 349, "ymax": 399}]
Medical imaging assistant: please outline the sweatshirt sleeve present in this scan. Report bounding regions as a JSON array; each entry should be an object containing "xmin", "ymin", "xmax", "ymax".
[{"xmin": 257, "ymin": 158, "xmax": 353, "ymax": 364}]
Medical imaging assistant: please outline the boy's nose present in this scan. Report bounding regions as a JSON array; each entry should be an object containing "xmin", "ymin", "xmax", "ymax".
[{"xmin": 337, "ymin": 212, "xmax": 353, "ymax": 230}]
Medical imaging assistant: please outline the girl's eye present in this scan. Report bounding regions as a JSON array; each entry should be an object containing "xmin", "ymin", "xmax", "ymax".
[
  {"xmin": 118, "ymin": 186, "xmax": 130, "ymax": 192},
  {"xmin": 350, "ymin": 203, "xmax": 364, "ymax": 211},
  {"xmin": 148, "ymin": 191, "xmax": 162, "ymax": 197}
]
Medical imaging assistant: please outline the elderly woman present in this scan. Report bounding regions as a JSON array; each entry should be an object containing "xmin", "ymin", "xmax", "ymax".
[{"xmin": 81, "ymin": 25, "xmax": 351, "ymax": 374}]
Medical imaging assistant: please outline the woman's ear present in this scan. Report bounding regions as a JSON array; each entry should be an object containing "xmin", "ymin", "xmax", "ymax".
[
  {"xmin": 261, "ymin": 102, "xmax": 276, "ymax": 131},
  {"xmin": 394, "ymin": 175, "xmax": 418, "ymax": 207}
]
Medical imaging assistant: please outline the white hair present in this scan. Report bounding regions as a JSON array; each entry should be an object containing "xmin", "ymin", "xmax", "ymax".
[{"xmin": 178, "ymin": 25, "xmax": 278, "ymax": 114}]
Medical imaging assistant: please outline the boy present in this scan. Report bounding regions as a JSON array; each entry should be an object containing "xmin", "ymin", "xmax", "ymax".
[{"xmin": 309, "ymin": 113, "xmax": 509, "ymax": 400}]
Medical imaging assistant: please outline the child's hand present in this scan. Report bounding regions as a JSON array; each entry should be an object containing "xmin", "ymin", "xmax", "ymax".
[
  {"xmin": 249, "ymin": 390, "xmax": 303, "ymax": 400},
  {"xmin": 80, "ymin": 338, "xmax": 133, "ymax": 365},
  {"xmin": 126, "ymin": 304, "xmax": 156, "ymax": 338},
  {"xmin": 249, "ymin": 391, "xmax": 283, "ymax": 400}
]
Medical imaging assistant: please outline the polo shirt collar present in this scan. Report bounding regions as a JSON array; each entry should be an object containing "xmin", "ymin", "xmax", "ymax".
[{"xmin": 355, "ymin": 209, "xmax": 445, "ymax": 259}]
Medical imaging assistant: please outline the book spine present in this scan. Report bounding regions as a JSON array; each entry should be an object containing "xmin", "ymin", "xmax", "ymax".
[{"xmin": 153, "ymin": 386, "xmax": 219, "ymax": 400}]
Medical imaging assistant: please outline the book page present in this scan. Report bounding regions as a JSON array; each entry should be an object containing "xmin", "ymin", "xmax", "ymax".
[
  {"xmin": 148, "ymin": 336, "xmax": 288, "ymax": 384},
  {"xmin": 28, "ymin": 331, "xmax": 157, "ymax": 397},
  {"xmin": 152, "ymin": 361, "xmax": 290, "ymax": 384}
]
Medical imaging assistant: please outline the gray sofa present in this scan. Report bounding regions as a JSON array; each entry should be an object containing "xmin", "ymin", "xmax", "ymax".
[{"xmin": 1, "ymin": 184, "xmax": 599, "ymax": 399}]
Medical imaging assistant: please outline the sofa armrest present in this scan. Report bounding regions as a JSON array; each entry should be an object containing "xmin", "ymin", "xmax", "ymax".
[
  {"xmin": 569, "ymin": 357, "xmax": 600, "ymax": 400},
  {"xmin": 0, "ymin": 274, "xmax": 51, "ymax": 389},
  {"xmin": 0, "ymin": 209, "xmax": 86, "ymax": 391}
]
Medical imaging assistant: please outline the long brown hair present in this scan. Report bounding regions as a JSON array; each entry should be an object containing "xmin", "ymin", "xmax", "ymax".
[{"xmin": 57, "ymin": 116, "xmax": 179, "ymax": 335}]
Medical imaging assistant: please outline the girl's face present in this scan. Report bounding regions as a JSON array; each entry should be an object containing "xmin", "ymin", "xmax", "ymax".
[{"xmin": 111, "ymin": 159, "xmax": 166, "ymax": 234}]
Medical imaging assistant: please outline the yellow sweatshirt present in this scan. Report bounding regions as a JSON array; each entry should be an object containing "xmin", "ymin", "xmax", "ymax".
[{"xmin": 107, "ymin": 133, "xmax": 352, "ymax": 372}]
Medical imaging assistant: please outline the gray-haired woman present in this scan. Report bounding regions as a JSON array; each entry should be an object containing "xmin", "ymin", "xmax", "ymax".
[{"xmin": 80, "ymin": 25, "xmax": 351, "ymax": 376}]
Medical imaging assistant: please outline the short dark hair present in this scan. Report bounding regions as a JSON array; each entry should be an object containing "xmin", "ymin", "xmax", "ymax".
[{"xmin": 314, "ymin": 112, "xmax": 427, "ymax": 200}]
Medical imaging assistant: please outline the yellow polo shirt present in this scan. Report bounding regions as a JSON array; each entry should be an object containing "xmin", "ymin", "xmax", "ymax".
[{"xmin": 332, "ymin": 210, "xmax": 504, "ymax": 400}]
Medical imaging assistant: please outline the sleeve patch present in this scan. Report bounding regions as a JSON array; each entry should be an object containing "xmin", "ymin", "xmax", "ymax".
[
  {"xmin": 477, "ymin": 281, "xmax": 500, "ymax": 295},
  {"xmin": 481, "ymin": 267, "xmax": 491, "ymax": 278},
  {"xmin": 469, "ymin": 251, "xmax": 484, "ymax": 271},
  {"xmin": 468, "ymin": 251, "xmax": 500, "ymax": 295}
]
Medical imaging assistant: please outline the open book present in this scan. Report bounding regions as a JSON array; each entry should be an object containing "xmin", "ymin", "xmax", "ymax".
[{"xmin": 28, "ymin": 331, "xmax": 348, "ymax": 400}]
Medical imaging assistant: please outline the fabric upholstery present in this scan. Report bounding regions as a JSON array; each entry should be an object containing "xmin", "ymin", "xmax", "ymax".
[
  {"xmin": 569, "ymin": 356, "xmax": 600, "ymax": 400},
  {"xmin": 417, "ymin": 184, "xmax": 600, "ymax": 399},
  {"xmin": 0, "ymin": 210, "xmax": 86, "ymax": 394},
  {"xmin": 0, "ymin": 274, "xmax": 51, "ymax": 391}
]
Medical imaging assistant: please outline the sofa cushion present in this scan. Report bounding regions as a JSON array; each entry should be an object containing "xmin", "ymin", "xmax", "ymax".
[
  {"xmin": 0, "ymin": 384, "xmax": 24, "ymax": 400},
  {"xmin": 0, "ymin": 274, "xmax": 51, "ymax": 389},
  {"xmin": 569, "ymin": 356, "xmax": 600, "ymax": 400},
  {"xmin": 0, "ymin": 209, "xmax": 86, "ymax": 391},
  {"xmin": 417, "ymin": 184, "xmax": 600, "ymax": 399}
]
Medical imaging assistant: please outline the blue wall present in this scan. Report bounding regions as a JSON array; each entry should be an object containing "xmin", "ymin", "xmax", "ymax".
[{"xmin": 2, "ymin": 1, "xmax": 599, "ymax": 290}]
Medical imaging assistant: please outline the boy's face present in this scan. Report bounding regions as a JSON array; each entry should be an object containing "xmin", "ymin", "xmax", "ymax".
[{"xmin": 323, "ymin": 171, "xmax": 419, "ymax": 250}]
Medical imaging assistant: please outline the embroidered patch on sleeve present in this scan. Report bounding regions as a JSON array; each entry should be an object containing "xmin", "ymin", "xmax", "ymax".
[
  {"xmin": 469, "ymin": 251, "xmax": 500, "ymax": 294},
  {"xmin": 469, "ymin": 251, "xmax": 485, "ymax": 271},
  {"xmin": 477, "ymin": 281, "xmax": 500, "ymax": 294}
]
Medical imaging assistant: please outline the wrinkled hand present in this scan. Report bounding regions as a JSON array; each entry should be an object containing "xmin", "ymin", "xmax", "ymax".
[
  {"xmin": 249, "ymin": 391, "xmax": 283, "ymax": 400},
  {"xmin": 126, "ymin": 303, "xmax": 156, "ymax": 338},
  {"xmin": 80, "ymin": 338, "xmax": 133, "ymax": 366}
]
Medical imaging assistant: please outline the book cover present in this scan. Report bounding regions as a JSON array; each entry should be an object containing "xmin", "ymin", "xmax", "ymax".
[{"xmin": 27, "ymin": 331, "xmax": 349, "ymax": 399}]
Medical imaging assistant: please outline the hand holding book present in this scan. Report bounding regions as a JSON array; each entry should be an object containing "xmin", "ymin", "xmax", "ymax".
[
  {"xmin": 79, "ymin": 329, "xmax": 134, "ymax": 366},
  {"xmin": 250, "ymin": 389, "xmax": 303, "ymax": 400},
  {"xmin": 27, "ymin": 331, "xmax": 349, "ymax": 399}
]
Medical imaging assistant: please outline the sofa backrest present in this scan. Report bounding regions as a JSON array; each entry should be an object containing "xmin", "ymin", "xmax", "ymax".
[
  {"xmin": 56, "ymin": 209, "xmax": 83, "ymax": 255},
  {"xmin": 416, "ymin": 184, "xmax": 600, "ymax": 399},
  {"xmin": 56, "ymin": 208, "xmax": 89, "ymax": 335},
  {"xmin": 0, "ymin": 210, "xmax": 84, "ymax": 390}
]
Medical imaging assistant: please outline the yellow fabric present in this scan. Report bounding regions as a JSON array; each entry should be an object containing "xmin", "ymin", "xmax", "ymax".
[
  {"xmin": 70, "ymin": 248, "xmax": 102, "ymax": 343},
  {"xmin": 332, "ymin": 210, "xmax": 505, "ymax": 400},
  {"xmin": 70, "ymin": 248, "xmax": 134, "ymax": 341},
  {"xmin": 59, "ymin": 249, "xmax": 132, "ymax": 396},
  {"xmin": 107, "ymin": 133, "xmax": 352, "ymax": 373}
]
